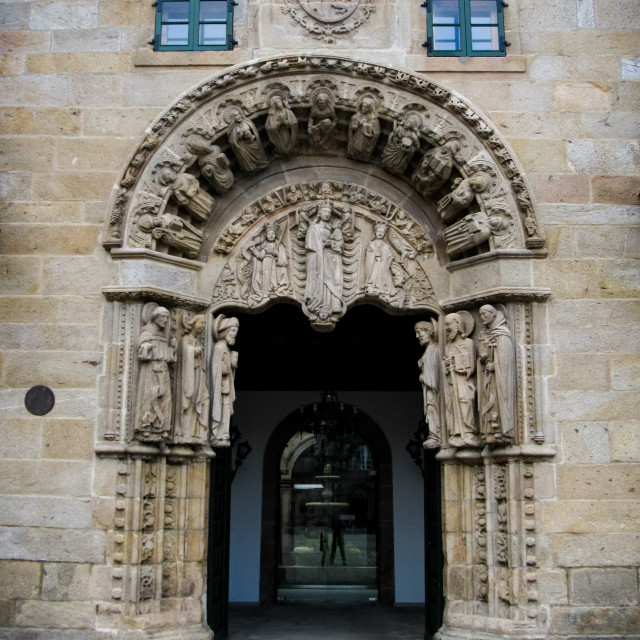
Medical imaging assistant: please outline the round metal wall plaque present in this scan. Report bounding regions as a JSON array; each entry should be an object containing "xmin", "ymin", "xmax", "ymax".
[{"xmin": 24, "ymin": 385, "xmax": 55, "ymax": 416}]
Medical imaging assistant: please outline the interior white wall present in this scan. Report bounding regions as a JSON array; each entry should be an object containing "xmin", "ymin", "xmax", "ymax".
[{"xmin": 229, "ymin": 390, "xmax": 426, "ymax": 604}]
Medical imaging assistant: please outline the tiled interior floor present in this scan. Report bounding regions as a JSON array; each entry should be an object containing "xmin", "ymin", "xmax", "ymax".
[{"xmin": 228, "ymin": 596, "xmax": 425, "ymax": 640}]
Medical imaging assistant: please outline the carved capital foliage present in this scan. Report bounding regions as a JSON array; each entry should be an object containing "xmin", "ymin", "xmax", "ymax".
[{"xmin": 103, "ymin": 55, "xmax": 544, "ymax": 266}]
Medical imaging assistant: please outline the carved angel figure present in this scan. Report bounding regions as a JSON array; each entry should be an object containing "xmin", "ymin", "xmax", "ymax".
[
  {"xmin": 300, "ymin": 200, "xmax": 349, "ymax": 320},
  {"xmin": 308, "ymin": 90, "xmax": 337, "ymax": 152},
  {"xmin": 348, "ymin": 97, "xmax": 380, "ymax": 162},
  {"xmin": 443, "ymin": 312, "xmax": 479, "ymax": 448},
  {"xmin": 227, "ymin": 111, "xmax": 269, "ymax": 174},
  {"xmin": 444, "ymin": 210, "xmax": 492, "ymax": 257},
  {"xmin": 437, "ymin": 173, "xmax": 489, "ymax": 223},
  {"xmin": 381, "ymin": 115, "xmax": 421, "ymax": 174},
  {"xmin": 244, "ymin": 222, "xmax": 290, "ymax": 303},
  {"xmin": 477, "ymin": 304, "xmax": 515, "ymax": 444},
  {"xmin": 415, "ymin": 320, "xmax": 442, "ymax": 449},
  {"xmin": 265, "ymin": 95, "xmax": 298, "ymax": 155},
  {"xmin": 210, "ymin": 315, "xmax": 239, "ymax": 447},
  {"xmin": 135, "ymin": 305, "xmax": 176, "ymax": 444},
  {"xmin": 412, "ymin": 139, "xmax": 464, "ymax": 198},
  {"xmin": 157, "ymin": 166, "xmax": 214, "ymax": 221},
  {"xmin": 137, "ymin": 212, "xmax": 203, "ymax": 260},
  {"xmin": 174, "ymin": 314, "xmax": 209, "ymax": 446},
  {"xmin": 185, "ymin": 134, "xmax": 234, "ymax": 194}
]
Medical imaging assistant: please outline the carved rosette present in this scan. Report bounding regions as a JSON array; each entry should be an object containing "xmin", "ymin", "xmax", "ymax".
[{"xmin": 473, "ymin": 466, "xmax": 489, "ymax": 602}]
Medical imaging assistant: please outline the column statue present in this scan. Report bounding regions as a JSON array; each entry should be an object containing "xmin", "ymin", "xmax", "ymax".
[{"xmin": 415, "ymin": 319, "xmax": 442, "ymax": 449}]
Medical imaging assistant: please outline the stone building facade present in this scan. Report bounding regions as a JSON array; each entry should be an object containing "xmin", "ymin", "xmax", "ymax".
[{"xmin": 0, "ymin": 1, "xmax": 638, "ymax": 639}]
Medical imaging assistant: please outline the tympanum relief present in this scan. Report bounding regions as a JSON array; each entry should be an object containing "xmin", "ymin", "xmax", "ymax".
[{"xmin": 211, "ymin": 180, "xmax": 437, "ymax": 331}]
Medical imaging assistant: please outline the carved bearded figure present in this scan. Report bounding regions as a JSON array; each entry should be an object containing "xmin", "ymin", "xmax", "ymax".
[
  {"xmin": 265, "ymin": 95, "xmax": 298, "ymax": 155},
  {"xmin": 477, "ymin": 304, "xmax": 516, "ymax": 444},
  {"xmin": 227, "ymin": 111, "xmax": 269, "ymax": 173},
  {"xmin": 308, "ymin": 91, "xmax": 337, "ymax": 152},
  {"xmin": 348, "ymin": 97, "xmax": 380, "ymax": 162},
  {"xmin": 443, "ymin": 312, "xmax": 479, "ymax": 447},
  {"xmin": 210, "ymin": 315, "xmax": 239, "ymax": 447},
  {"xmin": 415, "ymin": 320, "xmax": 442, "ymax": 449},
  {"xmin": 135, "ymin": 306, "xmax": 176, "ymax": 443},
  {"xmin": 174, "ymin": 314, "xmax": 209, "ymax": 446}
]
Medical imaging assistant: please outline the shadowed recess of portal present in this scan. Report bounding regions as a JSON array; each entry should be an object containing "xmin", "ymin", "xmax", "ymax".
[{"xmin": 233, "ymin": 304, "xmax": 427, "ymax": 391}]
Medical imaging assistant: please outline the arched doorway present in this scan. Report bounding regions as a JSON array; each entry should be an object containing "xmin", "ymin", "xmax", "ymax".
[{"xmin": 97, "ymin": 55, "xmax": 551, "ymax": 640}]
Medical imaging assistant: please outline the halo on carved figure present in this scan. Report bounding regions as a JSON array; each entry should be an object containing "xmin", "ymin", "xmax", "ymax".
[
  {"xmin": 213, "ymin": 313, "xmax": 239, "ymax": 341},
  {"xmin": 151, "ymin": 158, "xmax": 184, "ymax": 187},
  {"xmin": 306, "ymin": 79, "xmax": 339, "ymax": 107},
  {"xmin": 455, "ymin": 309, "xmax": 475, "ymax": 338},
  {"xmin": 262, "ymin": 80, "xmax": 298, "ymax": 107},
  {"xmin": 484, "ymin": 201, "xmax": 518, "ymax": 249},
  {"xmin": 353, "ymin": 86, "xmax": 384, "ymax": 113},
  {"xmin": 466, "ymin": 158, "xmax": 501, "ymax": 197}
]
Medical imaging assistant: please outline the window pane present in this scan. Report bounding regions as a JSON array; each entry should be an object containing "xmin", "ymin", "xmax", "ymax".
[
  {"xmin": 200, "ymin": 0, "xmax": 227, "ymax": 21},
  {"xmin": 162, "ymin": 1, "xmax": 189, "ymax": 23},
  {"xmin": 161, "ymin": 23, "xmax": 189, "ymax": 45},
  {"xmin": 433, "ymin": 25, "xmax": 460, "ymax": 50},
  {"xmin": 200, "ymin": 22, "xmax": 226, "ymax": 45},
  {"xmin": 470, "ymin": 0, "xmax": 498, "ymax": 24},
  {"xmin": 471, "ymin": 25, "xmax": 499, "ymax": 50},
  {"xmin": 432, "ymin": 0, "xmax": 460, "ymax": 24}
]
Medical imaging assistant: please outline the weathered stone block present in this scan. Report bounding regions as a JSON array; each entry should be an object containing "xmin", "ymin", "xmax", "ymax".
[
  {"xmin": 26, "ymin": 51, "xmax": 131, "ymax": 74},
  {"xmin": 81, "ymin": 107, "xmax": 160, "ymax": 137},
  {"xmin": 0, "ymin": 561, "xmax": 41, "ymax": 599},
  {"xmin": 0, "ymin": 201, "xmax": 85, "ymax": 224},
  {"xmin": 550, "ymin": 299, "xmax": 640, "ymax": 327},
  {"xmin": 553, "ymin": 533, "xmax": 640, "ymax": 568},
  {"xmin": 42, "ymin": 563, "xmax": 91, "ymax": 601},
  {"xmin": 0, "ymin": 496, "xmax": 92, "ymax": 529},
  {"xmin": 15, "ymin": 600, "xmax": 95, "ymax": 628},
  {"xmin": 98, "ymin": 0, "xmax": 154, "ymax": 27},
  {"xmin": 559, "ymin": 422, "xmax": 610, "ymax": 464},
  {"xmin": 42, "ymin": 419, "xmax": 95, "ymax": 460},
  {"xmin": 0, "ymin": 460, "xmax": 93, "ymax": 497},
  {"xmin": 610, "ymin": 354, "xmax": 640, "ymax": 391},
  {"xmin": 0, "ymin": 418, "xmax": 42, "ymax": 458},
  {"xmin": 0, "ymin": 295, "xmax": 100, "ymax": 324},
  {"xmin": 609, "ymin": 421, "xmax": 640, "ymax": 463},
  {"xmin": 622, "ymin": 58, "xmax": 640, "ymax": 81},
  {"xmin": 0, "ymin": 171, "xmax": 32, "ymax": 201},
  {"xmin": 0, "ymin": 224, "xmax": 101, "ymax": 255},
  {"xmin": 0, "ymin": 527, "xmax": 105, "ymax": 563},
  {"xmin": 562, "ymin": 29, "xmax": 640, "ymax": 55},
  {"xmin": 0, "ymin": 4, "xmax": 31, "ymax": 31},
  {"xmin": 598, "ymin": 259, "xmax": 640, "ymax": 299},
  {"xmin": 542, "ymin": 500, "xmax": 640, "ymax": 534},
  {"xmin": 538, "ymin": 260, "xmax": 599, "ymax": 299},
  {"xmin": 568, "ymin": 139, "xmax": 640, "ymax": 175},
  {"xmin": 0, "ymin": 53, "xmax": 25, "ymax": 74},
  {"xmin": 529, "ymin": 55, "xmax": 621, "ymax": 82},
  {"xmin": 69, "ymin": 74, "xmax": 122, "ymax": 107},
  {"xmin": 518, "ymin": 0, "xmax": 577, "ymax": 31},
  {"xmin": 510, "ymin": 138, "xmax": 568, "ymax": 173},
  {"xmin": 50, "ymin": 27, "xmax": 121, "ymax": 53},
  {"xmin": 539, "ymin": 203, "xmax": 639, "ymax": 226},
  {"xmin": 31, "ymin": 171, "xmax": 116, "ymax": 201},
  {"xmin": 592, "ymin": 176, "xmax": 640, "ymax": 206},
  {"xmin": 30, "ymin": 1, "xmax": 98, "ymax": 31},
  {"xmin": 0, "ymin": 256, "xmax": 42, "ymax": 295},
  {"xmin": 569, "ymin": 567, "xmax": 638, "ymax": 606},
  {"xmin": 575, "ymin": 226, "xmax": 638, "ymax": 258},
  {"xmin": 120, "ymin": 70, "xmax": 213, "ymax": 107},
  {"xmin": 56, "ymin": 137, "xmax": 137, "ymax": 171},
  {"xmin": 451, "ymin": 80, "xmax": 553, "ymax": 112},
  {"xmin": 0, "ymin": 323, "xmax": 100, "ymax": 352},
  {"xmin": 550, "ymin": 605, "xmax": 640, "ymax": 635},
  {"xmin": 0, "ymin": 30, "xmax": 50, "ymax": 54},
  {"xmin": 553, "ymin": 82, "xmax": 609, "ymax": 111},
  {"xmin": 594, "ymin": 0, "xmax": 640, "ymax": 29},
  {"xmin": 554, "ymin": 354, "xmax": 610, "ymax": 391},
  {"xmin": 550, "ymin": 326, "xmax": 639, "ymax": 354},
  {"xmin": 0, "ymin": 599, "xmax": 14, "ymax": 627},
  {"xmin": 558, "ymin": 464, "xmax": 640, "ymax": 501},
  {"xmin": 0, "ymin": 74, "xmax": 69, "ymax": 107},
  {"xmin": 0, "ymin": 107, "xmax": 82, "ymax": 136},
  {"xmin": 40, "ymin": 255, "xmax": 117, "ymax": 295},
  {"xmin": 537, "ymin": 569, "xmax": 568, "ymax": 605},
  {"xmin": 92, "ymin": 457, "xmax": 119, "ymax": 497},
  {"xmin": 528, "ymin": 173, "xmax": 590, "ymax": 204}
]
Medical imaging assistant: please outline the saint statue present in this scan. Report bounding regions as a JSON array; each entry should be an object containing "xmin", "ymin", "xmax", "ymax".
[
  {"xmin": 308, "ymin": 90, "xmax": 337, "ymax": 152},
  {"xmin": 245, "ymin": 222, "xmax": 290, "ymax": 303},
  {"xmin": 444, "ymin": 210, "xmax": 492, "ymax": 257},
  {"xmin": 381, "ymin": 115, "xmax": 421, "ymax": 175},
  {"xmin": 135, "ymin": 305, "xmax": 176, "ymax": 444},
  {"xmin": 174, "ymin": 314, "xmax": 209, "ymax": 446},
  {"xmin": 300, "ymin": 200, "xmax": 349, "ymax": 321},
  {"xmin": 227, "ymin": 111, "xmax": 269, "ymax": 174},
  {"xmin": 415, "ymin": 320, "xmax": 442, "ymax": 449},
  {"xmin": 437, "ymin": 173, "xmax": 489, "ymax": 223},
  {"xmin": 347, "ymin": 96, "xmax": 380, "ymax": 162},
  {"xmin": 137, "ymin": 212, "xmax": 203, "ymax": 260},
  {"xmin": 412, "ymin": 139, "xmax": 464, "ymax": 198},
  {"xmin": 364, "ymin": 222, "xmax": 396, "ymax": 299},
  {"xmin": 477, "ymin": 304, "xmax": 515, "ymax": 444},
  {"xmin": 157, "ymin": 166, "xmax": 214, "ymax": 221},
  {"xmin": 185, "ymin": 134, "xmax": 234, "ymax": 194},
  {"xmin": 443, "ymin": 311, "xmax": 479, "ymax": 448},
  {"xmin": 210, "ymin": 315, "xmax": 239, "ymax": 447},
  {"xmin": 265, "ymin": 95, "xmax": 298, "ymax": 156}
]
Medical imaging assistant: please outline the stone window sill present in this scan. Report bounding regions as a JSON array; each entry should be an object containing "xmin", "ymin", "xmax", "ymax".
[
  {"xmin": 133, "ymin": 48, "xmax": 250, "ymax": 67},
  {"xmin": 407, "ymin": 54, "xmax": 526, "ymax": 73}
]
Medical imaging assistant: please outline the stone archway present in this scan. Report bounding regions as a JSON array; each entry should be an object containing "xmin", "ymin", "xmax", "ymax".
[{"xmin": 96, "ymin": 54, "xmax": 554, "ymax": 640}]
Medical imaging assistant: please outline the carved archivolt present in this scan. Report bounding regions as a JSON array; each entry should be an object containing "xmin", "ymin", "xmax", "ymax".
[{"xmin": 103, "ymin": 55, "xmax": 544, "ymax": 274}]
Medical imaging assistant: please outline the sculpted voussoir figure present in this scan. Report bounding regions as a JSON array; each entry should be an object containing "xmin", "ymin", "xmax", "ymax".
[
  {"xmin": 347, "ymin": 96, "xmax": 380, "ymax": 162},
  {"xmin": 477, "ymin": 304, "xmax": 516, "ymax": 444},
  {"xmin": 412, "ymin": 138, "xmax": 465, "ymax": 198},
  {"xmin": 308, "ymin": 89, "xmax": 338, "ymax": 153},
  {"xmin": 381, "ymin": 114, "xmax": 421, "ymax": 175},
  {"xmin": 185, "ymin": 134, "xmax": 234, "ymax": 194},
  {"xmin": 415, "ymin": 320, "xmax": 442, "ymax": 449},
  {"xmin": 265, "ymin": 95, "xmax": 299, "ymax": 156},
  {"xmin": 244, "ymin": 222, "xmax": 290, "ymax": 303},
  {"xmin": 443, "ymin": 311, "xmax": 479, "ymax": 448},
  {"xmin": 210, "ymin": 315, "xmax": 239, "ymax": 447},
  {"xmin": 437, "ymin": 173, "xmax": 490, "ymax": 224},
  {"xmin": 226, "ymin": 110, "xmax": 269, "ymax": 174},
  {"xmin": 135, "ymin": 304, "xmax": 176, "ymax": 444},
  {"xmin": 137, "ymin": 212, "xmax": 204, "ymax": 260},
  {"xmin": 174, "ymin": 314, "xmax": 209, "ymax": 446},
  {"xmin": 157, "ymin": 165, "xmax": 214, "ymax": 222}
]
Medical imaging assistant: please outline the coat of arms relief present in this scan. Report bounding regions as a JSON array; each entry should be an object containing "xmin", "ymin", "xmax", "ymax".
[{"xmin": 283, "ymin": 0, "xmax": 376, "ymax": 41}]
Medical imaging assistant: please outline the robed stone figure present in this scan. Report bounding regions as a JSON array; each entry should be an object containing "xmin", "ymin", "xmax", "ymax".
[
  {"xmin": 415, "ymin": 320, "xmax": 442, "ymax": 449},
  {"xmin": 210, "ymin": 315, "xmax": 239, "ymax": 447},
  {"xmin": 135, "ymin": 305, "xmax": 176, "ymax": 444},
  {"xmin": 477, "ymin": 304, "xmax": 515, "ymax": 444}
]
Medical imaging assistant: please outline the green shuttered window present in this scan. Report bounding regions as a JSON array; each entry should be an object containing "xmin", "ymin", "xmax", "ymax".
[
  {"xmin": 425, "ymin": 0, "xmax": 507, "ymax": 57},
  {"xmin": 154, "ymin": 0, "xmax": 235, "ymax": 51}
]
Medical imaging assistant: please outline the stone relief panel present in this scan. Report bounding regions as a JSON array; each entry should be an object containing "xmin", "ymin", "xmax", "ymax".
[
  {"xmin": 104, "ymin": 56, "xmax": 543, "ymax": 263},
  {"xmin": 210, "ymin": 180, "xmax": 437, "ymax": 330}
]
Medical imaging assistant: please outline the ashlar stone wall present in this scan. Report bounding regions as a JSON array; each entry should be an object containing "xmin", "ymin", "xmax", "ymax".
[{"xmin": 0, "ymin": 0, "xmax": 638, "ymax": 638}]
